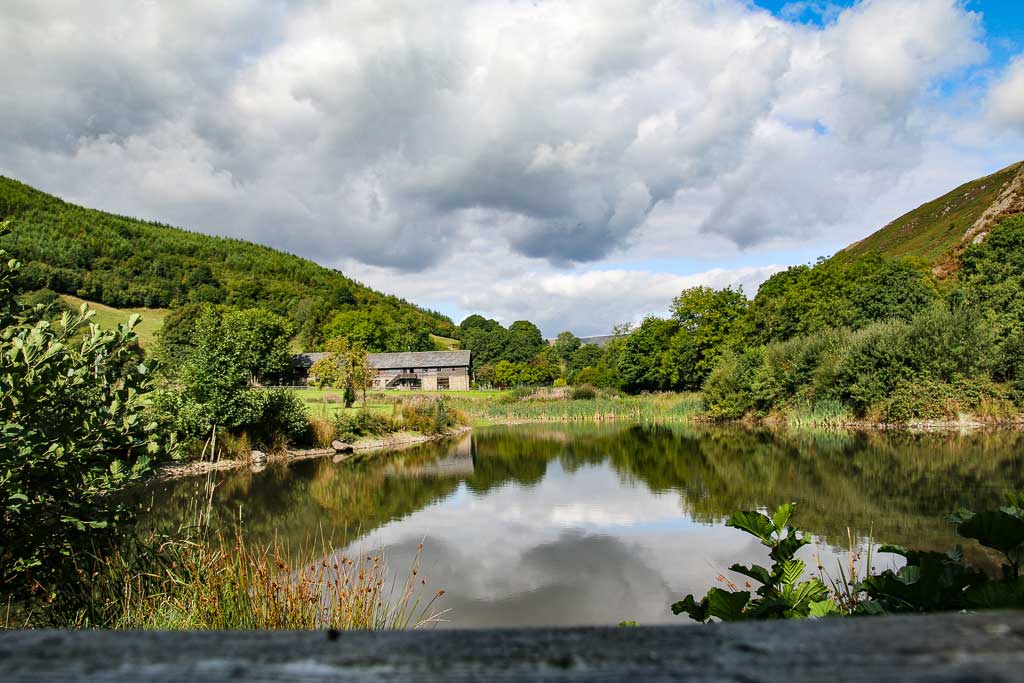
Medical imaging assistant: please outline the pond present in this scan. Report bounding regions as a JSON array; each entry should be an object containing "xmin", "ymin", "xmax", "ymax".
[{"xmin": 137, "ymin": 423, "xmax": 1024, "ymax": 627}]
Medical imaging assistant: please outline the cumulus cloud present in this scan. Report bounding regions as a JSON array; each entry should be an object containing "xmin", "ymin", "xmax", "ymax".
[
  {"xmin": 989, "ymin": 56, "xmax": 1024, "ymax": 133},
  {"xmin": 0, "ymin": 0, "xmax": 1019, "ymax": 330}
]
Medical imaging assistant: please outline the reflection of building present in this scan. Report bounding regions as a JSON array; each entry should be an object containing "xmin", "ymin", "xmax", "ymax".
[
  {"xmin": 385, "ymin": 432, "xmax": 474, "ymax": 478},
  {"xmin": 367, "ymin": 350, "xmax": 471, "ymax": 390}
]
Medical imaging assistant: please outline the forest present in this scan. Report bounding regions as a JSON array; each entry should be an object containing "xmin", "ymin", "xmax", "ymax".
[{"xmin": 0, "ymin": 176, "xmax": 456, "ymax": 351}]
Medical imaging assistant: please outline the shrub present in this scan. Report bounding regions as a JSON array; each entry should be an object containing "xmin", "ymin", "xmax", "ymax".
[
  {"xmin": 569, "ymin": 384, "xmax": 597, "ymax": 400},
  {"xmin": 0, "ymin": 224, "xmax": 171, "ymax": 617},
  {"xmin": 703, "ymin": 348, "xmax": 764, "ymax": 419},
  {"xmin": 880, "ymin": 377, "xmax": 1017, "ymax": 424},
  {"xmin": 400, "ymin": 397, "xmax": 466, "ymax": 435},
  {"xmin": 334, "ymin": 410, "xmax": 399, "ymax": 442},
  {"xmin": 308, "ymin": 417, "xmax": 337, "ymax": 448},
  {"xmin": 572, "ymin": 367, "xmax": 600, "ymax": 386},
  {"xmin": 553, "ymin": 377, "xmax": 567, "ymax": 388}
]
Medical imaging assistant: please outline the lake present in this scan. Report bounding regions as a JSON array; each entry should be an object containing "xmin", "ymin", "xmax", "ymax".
[{"xmin": 137, "ymin": 423, "xmax": 1024, "ymax": 627}]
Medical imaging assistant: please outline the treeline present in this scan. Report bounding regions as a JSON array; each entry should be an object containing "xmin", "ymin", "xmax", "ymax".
[
  {"xmin": 468, "ymin": 215, "xmax": 1024, "ymax": 422},
  {"xmin": 0, "ymin": 176, "xmax": 456, "ymax": 349}
]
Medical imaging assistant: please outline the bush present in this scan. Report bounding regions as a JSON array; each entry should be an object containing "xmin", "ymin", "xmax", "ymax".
[
  {"xmin": 0, "ymin": 224, "xmax": 171, "ymax": 617},
  {"xmin": 308, "ymin": 417, "xmax": 337, "ymax": 448},
  {"xmin": 703, "ymin": 348, "xmax": 764, "ymax": 419},
  {"xmin": 400, "ymin": 397, "xmax": 466, "ymax": 435},
  {"xmin": 334, "ymin": 410, "xmax": 399, "ymax": 442},
  {"xmin": 569, "ymin": 384, "xmax": 597, "ymax": 400},
  {"xmin": 553, "ymin": 377, "xmax": 567, "ymax": 388},
  {"xmin": 880, "ymin": 377, "xmax": 1017, "ymax": 424}
]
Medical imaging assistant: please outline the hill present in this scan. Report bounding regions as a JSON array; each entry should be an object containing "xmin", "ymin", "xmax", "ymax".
[
  {"xmin": 0, "ymin": 176, "xmax": 456, "ymax": 344},
  {"xmin": 58, "ymin": 295, "xmax": 167, "ymax": 348},
  {"xmin": 838, "ymin": 161, "xmax": 1024, "ymax": 275}
]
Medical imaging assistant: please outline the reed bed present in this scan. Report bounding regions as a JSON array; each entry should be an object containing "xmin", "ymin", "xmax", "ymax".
[
  {"xmin": 108, "ymin": 533, "xmax": 448, "ymax": 630},
  {"xmin": 449, "ymin": 392, "xmax": 705, "ymax": 424}
]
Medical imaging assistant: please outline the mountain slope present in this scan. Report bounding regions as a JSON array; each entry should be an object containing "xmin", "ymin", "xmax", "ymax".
[
  {"xmin": 839, "ymin": 161, "xmax": 1024, "ymax": 276},
  {"xmin": 0, "ymin": 176, "xmax": 455, "ymax": 337}
]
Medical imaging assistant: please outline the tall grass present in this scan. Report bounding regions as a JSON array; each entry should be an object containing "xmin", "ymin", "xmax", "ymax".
[
  {"xmin": 449, "ymin": 391, "xmax": 705, "ymax": 424},
  {"xmin": 60, "ymin": 478, "xmax": 449, "ymax": 630},
  {"xmin": 108, "ymin": 533, "xmax": 448, "ymax": 629},
  {"xmin": 783, "ymin": 400, "xmax": 855, "ymax": 429}
]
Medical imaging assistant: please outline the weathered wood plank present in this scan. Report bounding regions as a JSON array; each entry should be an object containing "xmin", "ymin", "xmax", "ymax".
[{"xmin": 3, "ymin": 612, "xmax": 1024, "ymax": 682}]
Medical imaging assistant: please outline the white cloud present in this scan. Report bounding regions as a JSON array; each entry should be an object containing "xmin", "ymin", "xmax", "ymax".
[
  {"xmin": 0, "ymin": 0, "xmax": 1019, "ymax": 330},
  {"xmin": 989, "ymin": 56, "xmax": 1024, "ymax": 133}
]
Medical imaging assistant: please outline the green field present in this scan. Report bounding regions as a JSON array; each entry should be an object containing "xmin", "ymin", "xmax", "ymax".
[
  {"xmin": 59, "ymin": 295, "xmax": 167, "ymax": 349},
  {"xmin": 429, "ymin": 334, "xmax": 461, "ymax": 350},
  {"xmin": 289, "ymin": 387, "xmax": 508, "ymax": 420}
]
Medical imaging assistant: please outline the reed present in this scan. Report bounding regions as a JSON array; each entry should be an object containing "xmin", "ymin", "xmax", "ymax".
[
  {"xmin": 110, "ymin": 532, "xmax": 448, "ymax": 630},
  {"xmin": 448, "ymin": 392, "xmax": 704, "ymax": 424}
]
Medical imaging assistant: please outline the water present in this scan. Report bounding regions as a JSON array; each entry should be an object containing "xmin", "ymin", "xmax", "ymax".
[{"xmin": 137, "ymin": 423, "xmax": 1024, "ymax": 627}]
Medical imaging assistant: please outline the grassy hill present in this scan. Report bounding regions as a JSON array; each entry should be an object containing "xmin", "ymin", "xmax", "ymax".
[
  {"xmin": 58, "ymin": 295, "xmax": 167, "ymax": 348},
  {"xmin": 838, "ymin": 161, "xmax": 1024, "ymax": 275},
  {"xmin": 0, "ymin": 176, "xmax": 456, "ymax": 341}
]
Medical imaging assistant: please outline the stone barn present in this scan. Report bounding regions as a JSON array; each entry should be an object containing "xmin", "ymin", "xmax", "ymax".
[
  {"xmin": 292, "ymin": 350, "xmax": 472, "ymax": 390},
  {"xmin": 368, "ymin": 350, "xmax": 471, "ymax": 390}
]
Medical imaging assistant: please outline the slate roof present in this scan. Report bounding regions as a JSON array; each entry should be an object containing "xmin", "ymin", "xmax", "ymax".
[
  {"xmin": 292, "ymin": 352, "xmax": 329, "ymax": 369},
  {"xmin": 367, "ymin": 350, "xmax": 471, "ymax": 369},
  {"xmin": 292, "ymin": 350, "xmax": 471, "ymax": 371}
]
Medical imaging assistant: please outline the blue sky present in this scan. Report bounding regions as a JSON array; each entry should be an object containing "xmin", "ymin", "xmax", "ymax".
[{"xmin": 2, "ymin": 0, "xmax": 1023, "ymax": 335}]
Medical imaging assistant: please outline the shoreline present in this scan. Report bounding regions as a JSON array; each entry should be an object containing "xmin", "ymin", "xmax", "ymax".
[
  {"xmin": 467, "ymin": 413, "xmax": 1024, "ymax": 432},
  {"xmin": 154, "ymin": 426, "xmax": 472, "ymax": 481}
]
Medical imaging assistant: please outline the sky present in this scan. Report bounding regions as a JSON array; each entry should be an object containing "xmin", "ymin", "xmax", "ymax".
[{"xmin": 2, "ymin": 0, "xmax": 1024, "ymax": 336}]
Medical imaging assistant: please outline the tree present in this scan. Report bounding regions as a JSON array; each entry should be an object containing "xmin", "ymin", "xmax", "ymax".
[
  {"xmin": 324, "ymin": 308, "xmax": 432, "ymax": 353},
  {"xmin": 0, "ymin": 223, "xmax": 168, "ymax": 613},
  {"xmin": 569, "ymin": 343, "xmax": 603, "ymax": 381},
  {"xmin": 160, "ymin": 306, "xmax": 307, "ymax": 442},
  {"xmin": 506, "ymin": 320, "xmax": 545, "ymax": 363},
  {"xmin": 310, "ymin": 338, "xmax": 374, "ymax": 407},
  {"xmin": 617, "ymin": 316, "xmax": 678, "ymax": 392},
  {"xmin": 554, "ymin": 331, "xmax": 582, "ymax": 364},
  {"xmin": 494, "ymin": 360, "xmax": 523, "ymax": 388},
  {"xmin": 668, "ymin": 286, "xmax": 749, "ymax": 389}
]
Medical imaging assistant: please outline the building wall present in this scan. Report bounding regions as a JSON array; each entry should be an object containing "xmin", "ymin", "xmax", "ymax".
[{"xmin": 371, "ymin": 366, "xmax": 469, "ymax": 390}]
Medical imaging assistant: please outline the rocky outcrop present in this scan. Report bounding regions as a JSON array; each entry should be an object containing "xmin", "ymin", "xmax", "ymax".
[{"xmin": 963, "ymin": 162, "xmax": 1024, "ymax": 245}]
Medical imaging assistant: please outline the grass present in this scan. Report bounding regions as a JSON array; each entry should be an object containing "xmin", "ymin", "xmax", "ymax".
[
  {"xmin": 59, "ymin": 294, "xmax": 167, "ymax": 349},
  {"xmin": 103, "ymin": 531, "xmax": 448, "ymax": 629},
  {"xmin": 837, "ymin": 161, "xmax": 1022, "ymax": 271},
  {"xmin": 294, "ymin": 387, "xmax": 705, "ymax": 427},
  {"xmin": 430, "ymin": 334, "xmax": 461, "ymax": 350},
  {"xmin": 448, "ymin": 390, "xmax": 705, "ymax": 425}
]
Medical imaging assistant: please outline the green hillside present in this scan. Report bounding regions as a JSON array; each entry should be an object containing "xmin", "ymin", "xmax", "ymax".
[
  {"xmin": 58, "ymin": 295, "xmax": 167, "ymax": 349},
  {"xmin": 0, "ymin": 176, "xmax": 456, "ymax": 342},
  {"xmin": 838, "ymin": 161, "xmax": 1024, "ymax": 275}
]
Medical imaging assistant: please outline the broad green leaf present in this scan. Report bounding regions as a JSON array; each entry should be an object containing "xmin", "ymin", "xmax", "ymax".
[
  {"xmin": 780, "ymin": 559, "xmax": 805, "ymax": 587},
  {"xmin": 726, "ymin": 510, "xmax": 776, "ymax": 544},
  {"xmin": 671, "ymin": 595, "xmax": 710, "ymax": 622},
  {"xmin": 808, "ymin": 599, "xmax": 842, "ymax": 618},
  {"xmin": 729, "ymin": 563, "xmax": 771, "ymax": 587},
  {"xmin": 955, "ymin": 510, "xmax": 1024, "ymax": 555},
  {"xmin": 771, "ymin": 503, "xmax": 796, "ymax": 533},
  {"xmin": 707, "ymin": 588, "xmax": 750, "ymax": 622}
]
